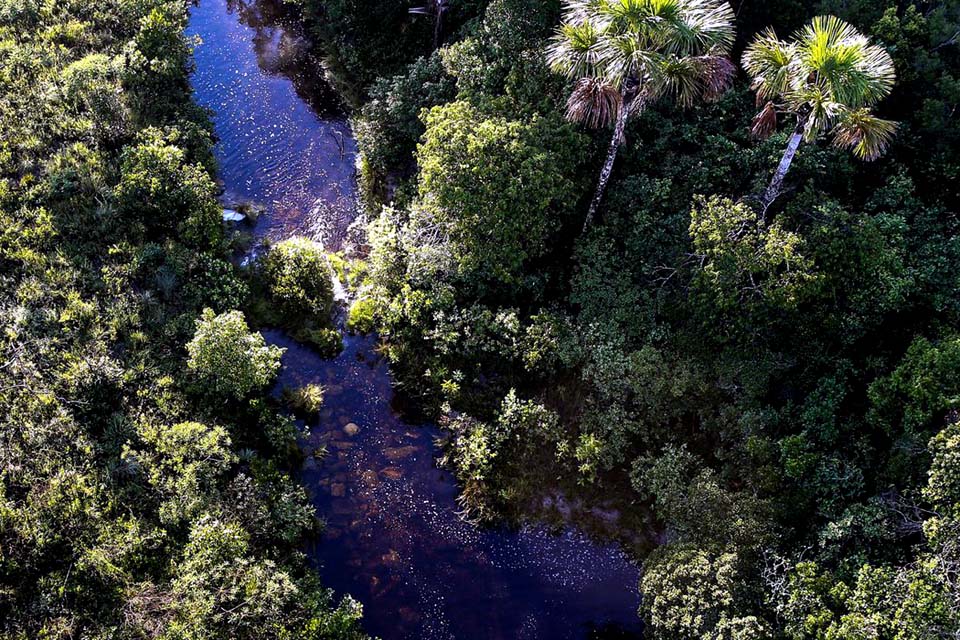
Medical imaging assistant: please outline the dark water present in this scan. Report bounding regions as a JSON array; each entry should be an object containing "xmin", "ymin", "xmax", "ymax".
[
  {"xmin": 188, "ymin": 1, "xmax": 642, "ymax": 638},
  {"xmin": 189, "ymin": 0, "xmax": 356, "ymax": 248}
]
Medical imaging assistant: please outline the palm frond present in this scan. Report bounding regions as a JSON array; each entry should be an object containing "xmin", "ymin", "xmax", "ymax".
[
  {"xmin": 557, "ymin": 0, "xmax": 596, "ymax": 23},
  {"xmin": 742, "ymin": 28, "xmax": 798, "ymax": 100},
  {"xmin": 598, "ymin": 33, "xmax": 659, "ymax": 88},
  {"xmin": 696, "ymin": 54, "xmax": 736, "ymax": 101},
  {"xmin": 547, "ymin": 19, "xmax": 605, "ymax": 79},
  {"xmin": 801, "ymin": 87, "xmax": 844, "ymax": 140},
  {"xmin": 675, "ymin": 0, "xmax": 736, "ymax": 56},
  {"xmin": 832, "ymin": 108, "xmax": 898, "ymax": 160},
  {"xmin": 750, "ymin": 100, "xmax": 778, "ymax": 139},
  {"xmin": 548, "ymin": 0, "xmax": 736, "ymax": 104},
  {"xmin": 798, "ymin": 15, "xmax": 896, "ymax": 109},
  {"xmin": 565, "ymin": 77, "xmax": 623, "ymax": 128},
  {"xmin": 650, "ymin": 55, "xmax": 703, "ymax": 107}
]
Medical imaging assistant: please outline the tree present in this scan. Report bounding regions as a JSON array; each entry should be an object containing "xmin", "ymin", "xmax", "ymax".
[
  {"xmin": 639, "ymin": 543, "xmax": 766, "ymax": 639},
  {"xmin": 261, "ymin": 238, "xmax": 334, "ymax": 322},
  {"xmin": 416, "ymin": 101, "xmax": 584, "ymax": 292},
  {"xmin": 128, "ymin": 421, "xmax": 236, "ymax": 524},
  {"xmin": 186, "ymin": 309, "xmax": 284, "ymax": 400},
  {"xmin": 547, "ymin": 0, "xmax": 737, "ymax": 229},
  {"xmin": 689, "ymin": 196, "xmax": 817, "ymax": 317},
  {"xmin": 114, "ymin": 128, "xmax": 222, "ymax": 248},
  {"xmin": 742, "ymin": 15, "xmax": 897, "ymax": 213}
]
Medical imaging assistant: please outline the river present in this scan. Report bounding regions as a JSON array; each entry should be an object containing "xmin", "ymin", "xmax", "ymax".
[{"xmin": 187, "ymin": 1, "xmax": 643, "ymax": 638}]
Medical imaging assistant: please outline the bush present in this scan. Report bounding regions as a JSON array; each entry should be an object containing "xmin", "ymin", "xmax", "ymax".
[
  {"xmin": 346, "ymin": 297, "xmax": 376, "ymax": 334},
  {"xmin": 283, "ymin": 384, "xmax": 326, "ymax": 417},
  {"xmin": 416, "ymin": 101, "xmax": 586, "ymax": 293},
  {"xmin": 260, "ymin": 237, "xmax": 334, "ymax": 323},
  {"xmin": 114, "ymin": 128, "xmax": 223, "ymax": 248},
  {"xmin": 186, "ymin": 309, "xmax": 284, "ymax": 400}
]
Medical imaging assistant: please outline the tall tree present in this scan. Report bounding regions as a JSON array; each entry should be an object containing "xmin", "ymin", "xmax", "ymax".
[
  {"xmin": 743, "ymin": 15, "xmax": 898, "ymax": 214},
  {"xmin": 547, "ymin": 0, "xmax": 737, "ymax": 230}
]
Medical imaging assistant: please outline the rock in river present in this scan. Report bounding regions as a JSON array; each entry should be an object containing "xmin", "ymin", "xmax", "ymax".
[
  {"xmin": 343, "ymin": 422, "xmax": 360, "ymax": 437},
  {"xmin": 384, "ymin": 445, "xmax": 418, "ymax": 461},
  {"xmin": 380, "ymin": 467, "xmax": 403, "ymax": 480}
]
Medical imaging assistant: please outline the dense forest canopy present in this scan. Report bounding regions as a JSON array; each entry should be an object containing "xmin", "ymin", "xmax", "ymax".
[
  {"xmin": 3, "ymin": 0, "xmax": 960, "ymax": 637},
  {"xmin": 293, "ymin": 0, "xmax": 960, "ymax": 636},
  {"xmin": 0, "ymin": 1, "xmax": 365, "ymax": 637}
]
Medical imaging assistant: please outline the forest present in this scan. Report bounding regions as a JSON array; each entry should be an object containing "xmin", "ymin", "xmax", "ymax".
[
  {"xmin": 0, "ymin": 1, "xmax": 365, "ymax": 637},
  {"xmin": 3, "ymin": 0, "xmax": 960, "ymax": 638}
]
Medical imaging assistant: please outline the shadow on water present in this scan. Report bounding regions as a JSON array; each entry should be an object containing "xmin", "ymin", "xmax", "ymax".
[{"xmin": 188, "ymin": 1, "xmax": 643, "ymax": 638}]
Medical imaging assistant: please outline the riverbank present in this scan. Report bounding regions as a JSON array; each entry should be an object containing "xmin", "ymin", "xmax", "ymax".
[{"xmin": 188, "ymin": 1, "xmax": 644, "ymax": 637}]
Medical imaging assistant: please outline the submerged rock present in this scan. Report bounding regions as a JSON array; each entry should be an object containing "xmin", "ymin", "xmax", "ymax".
[
  {"xmin": 384, "ymin": 446, "xmax": 418, "ymax": 461},
  {"xmin": 380, "ymin": 467, "xmax": 403, "ymax": 480},
  {"xmin": 344, "ymin": 422, "xmax": 360, "ymax": 437}
]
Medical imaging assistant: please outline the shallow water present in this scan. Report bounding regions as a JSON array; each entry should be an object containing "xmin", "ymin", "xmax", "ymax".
[
  {"xmin": 188, "ymin": 1, "xmax": 642, "ymax": 638},
  {"xmin": 189, "ymin": 0, "xmax": 356, "ymax": 248}
]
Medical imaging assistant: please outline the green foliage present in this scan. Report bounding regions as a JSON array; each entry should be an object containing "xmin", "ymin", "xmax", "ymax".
[
  {"xmin": 284, "ymin": 384, "xmax": 326, "ymax": 417},
  {"xmin": 187, "ymin": 309, "xmax": 284, "ymax": 400},
  {"xmin": 260, "ymin": 237, "xmax": 334, "ymax": 322},
  {"xmin": 115, "ymin": 128, "xmax": 223, "ymax": 248},
  {"xmin": 346, "ymin": 297, "xmax": 377, "ymax": 334},
  {"xmin": 260, "ymin": 238, "xmax": 333, "ymax": 327},
  {"xmin": 344, "ymin": 0, "xmax": 960, "ymax": 636},
  {"xmin": 0, "ymin": 2, "xmax": 366, "ymax": 636},
  {"xmin": 444, "ymin": 390, "xmax": 562, "ymax": 519},
  {"xmin": 743, "ymin": 15, "xmax": 897, "ymax": 159},
  {"xmin": 286, "ymin": 0, "xmax": 432, "ymax": 95},
  {"xmin": 640, "ymin": 544, "xmax": 766, "ymax": 640},
  {"xmin": 417, "ymin": 100, "xmax": 585, "ymax": 292},
  {"xmin": 166, "ymin": 516, "xmax": 366, "ymax": 639},
  {"xmin": 128, "ymin": 421, "xmax": 236, "ymax": 524},
  {"xmin": 353, "ymin": 53, "xmax": 455, "ymax": 181},
  {"xmin": 252, "ymin": 238, "xmax": 342, "ymax": 354},
  {"xmin": 633, "ymin": 447, "xmax": 768, "ymax": 548},
  {"xmin": 868, "ymin": 334, "xmax": 960, "ymax": 439},
  {"xmin": 689, "ymin": 195, "xmax": 818, "ymax": 316},
  {"xmin": 926, "ymin": 421, "xmax": 960, "ymax": 514}
]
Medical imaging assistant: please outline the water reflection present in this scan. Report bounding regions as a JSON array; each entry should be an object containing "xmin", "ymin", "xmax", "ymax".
[
  {"xmin": 276, "ymin": 332, "xmax": 643, "ymax": 640},
  {"xmin": 188, "ymin": 1, "xmax": 643, "ymax": 637},
  {"xmin": 188, "ymin": 0, "xmax": 356, "ymax": 248}
]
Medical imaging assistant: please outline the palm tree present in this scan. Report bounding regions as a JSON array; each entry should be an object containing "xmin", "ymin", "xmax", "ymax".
[
  {"xmin": 743, "ymin": 15, "xmax": 897, "ymax": 214},
  {"xmin": 547, "ymin": 0, "xmax": 737, "ymax": 230}
]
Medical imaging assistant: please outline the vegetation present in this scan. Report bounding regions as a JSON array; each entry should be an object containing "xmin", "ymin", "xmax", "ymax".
[
  {"xmin": 251, "ymin": 237, "xmax": 342, "ymax": 356},
  {"xmin": 0, "ymin": 2, "xmax": 365, "ymax": 637},
  {"xmin": 547, "ymin": 0, "xmax": 737, "ymax": 227},
  {"xmin": 284, "ymin": 383, "xmax": 327, "ymax": 417},
  {"xmin": 5, "ymin": 0, "xmax": 960, "ymax": 635},
  {"xmin": 743, "ymin": 15, "xmax": 898, "ymax": 211},
  {"xmin": 299, "ymin": 0, "xmax": 960, "ymax": 635}
]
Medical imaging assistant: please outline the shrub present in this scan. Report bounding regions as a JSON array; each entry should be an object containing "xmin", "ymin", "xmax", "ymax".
[
  {"xmin": 346, "ymin": 298, "xmax": 376, "ymax": 334},
  {"xmin": 186, "ymin": 309, "xmax": 284, "ymax": 400},
  {"xmin": 283, "ymin": 384, "xmax": 326, "ymax": 417},
  {"xmin": 260, "ymin": 237, "xmax": 334, "ymax": 323}
]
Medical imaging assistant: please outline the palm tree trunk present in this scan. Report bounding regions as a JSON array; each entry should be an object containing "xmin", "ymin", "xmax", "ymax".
[
  {"xmin": 584, "ymin": 92, "xmax": 636, "ymax": 232},
  {"xmin": 762, "ymin": 110, "xmax": 810, "ymax": 217}
]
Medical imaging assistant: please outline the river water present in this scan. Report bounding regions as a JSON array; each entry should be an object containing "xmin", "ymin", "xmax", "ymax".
[{"xmin": 187, "ymin": 1, "xmax": 643, "ymax": 638}]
